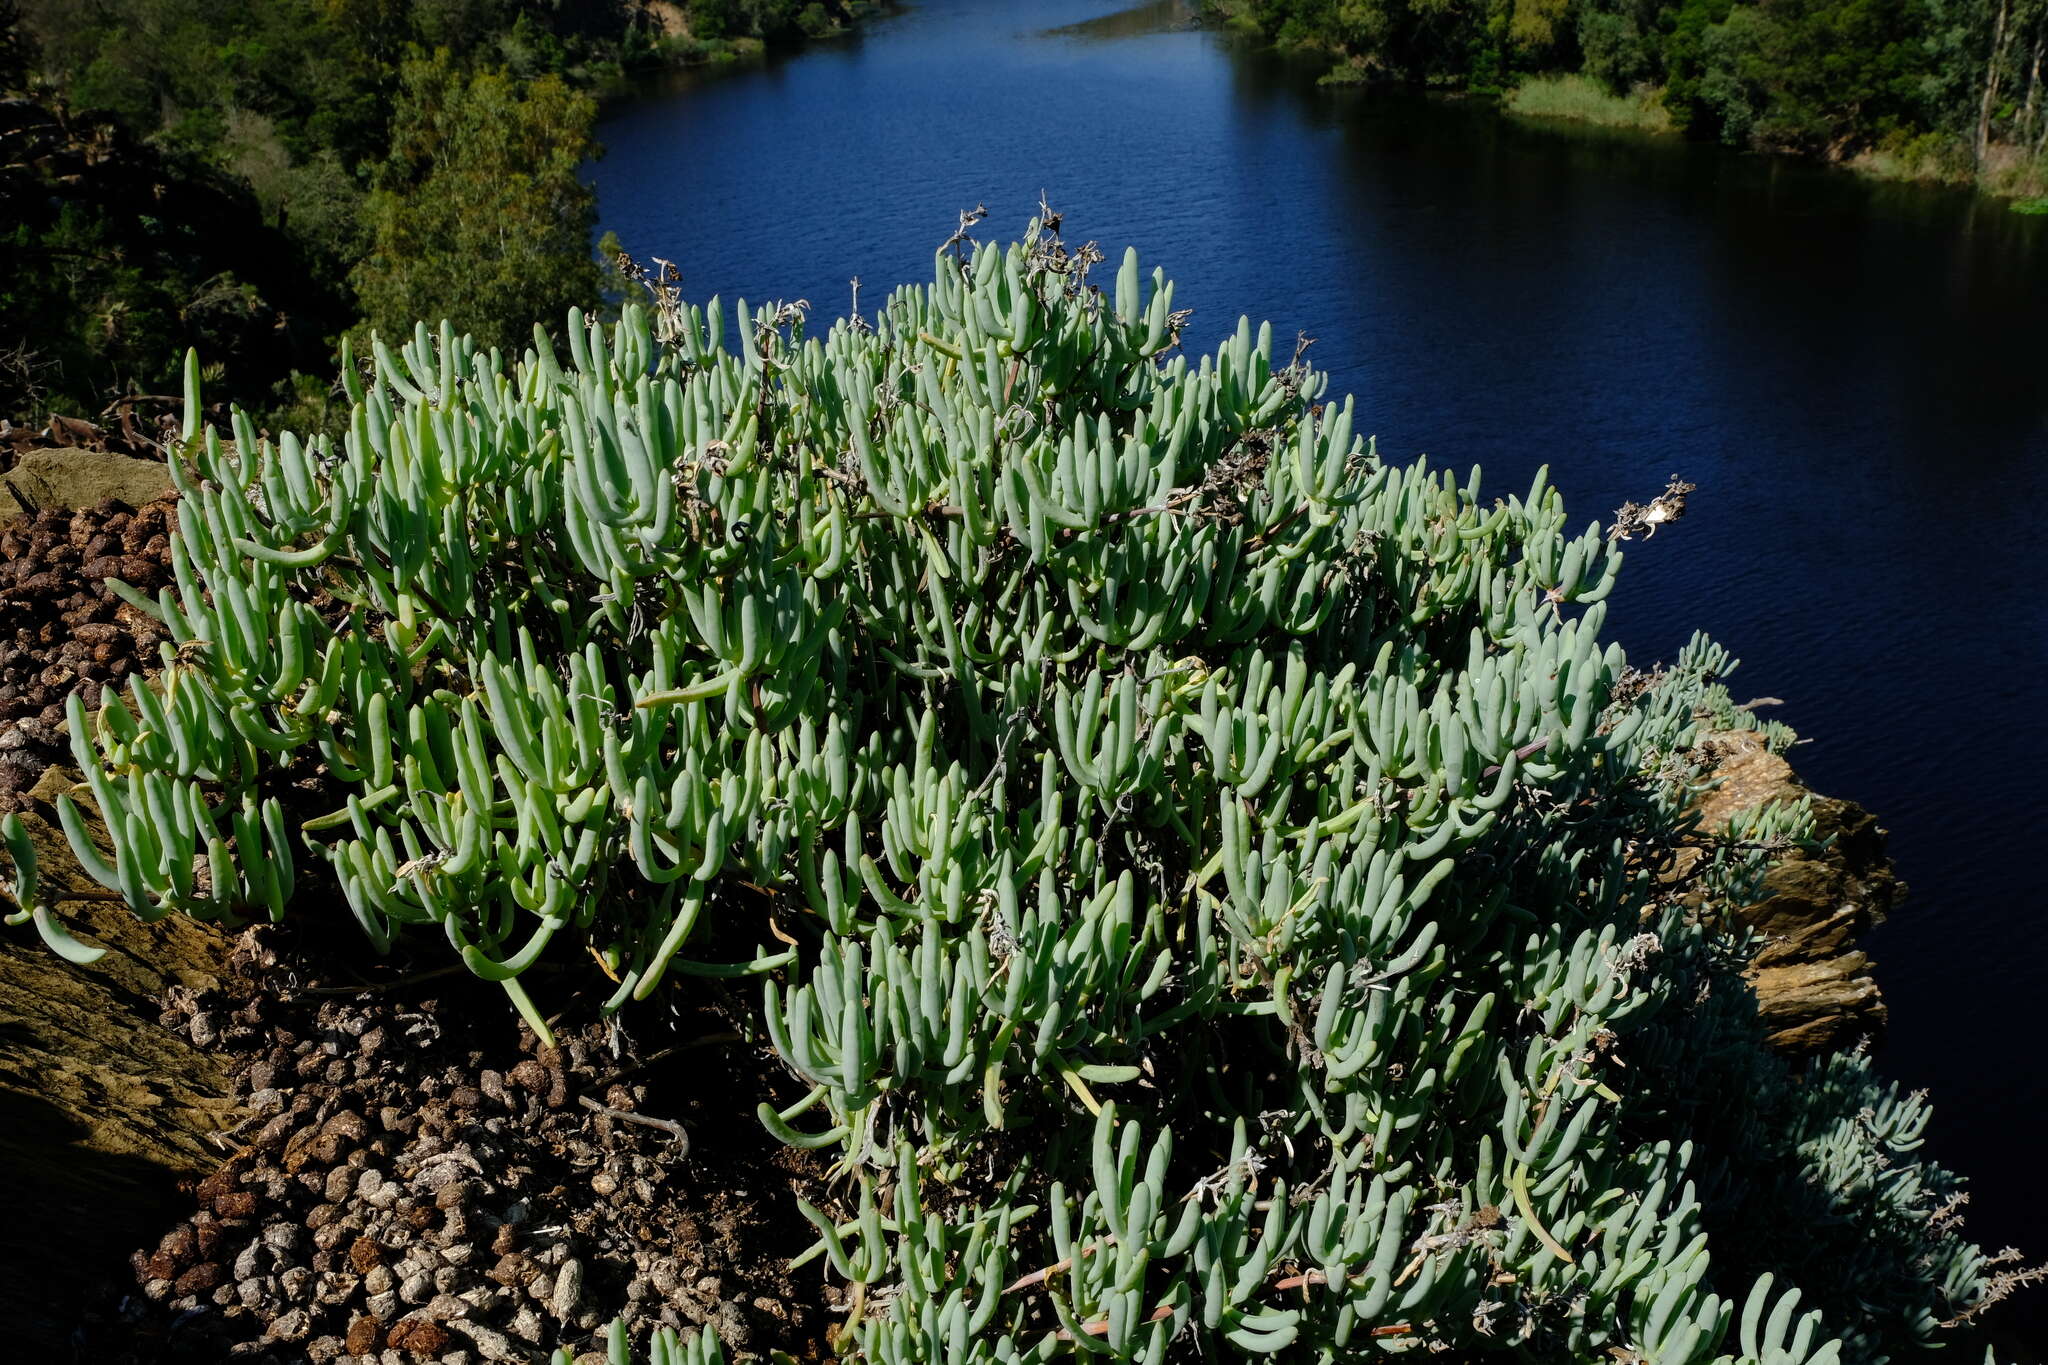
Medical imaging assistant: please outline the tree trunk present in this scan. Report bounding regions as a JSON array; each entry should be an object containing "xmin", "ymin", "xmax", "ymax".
[
  {"xmin": 2024, "ymin": 26, "xmax": 2044, "ymax": 148},
  {"xmin": 1978, "ymin": 0, "xmax": 2013, "ymax": 166}
]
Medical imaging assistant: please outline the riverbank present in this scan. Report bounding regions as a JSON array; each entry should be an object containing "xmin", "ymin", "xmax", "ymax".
[
  {"xmin": 1201, "ymin": 0, "xmax": 2048, "ymax": 212},
  {"xmin": 631, "ymin": 0, "xmax": 874, "ymax": 74},
  {"xmin": 1505, "ymin": 74, "xmax": 2048, "ymax": 209},
  {"xmin": 1503, "ymin": 75, "xmax": 1674, "ymax": 134}
]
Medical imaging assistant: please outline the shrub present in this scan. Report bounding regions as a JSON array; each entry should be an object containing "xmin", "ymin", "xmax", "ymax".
[
  {"xmin": 1505, "ymin": 74, "xmax": 1676, "ymax": 132},
  {"xmin": 46, "ymin": 223, "xmax": 2008, "ymax": 1361}
]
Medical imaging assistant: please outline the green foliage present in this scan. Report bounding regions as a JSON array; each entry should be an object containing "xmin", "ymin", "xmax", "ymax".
[
  {"xmin": 553, "ymin": 1319, "xmax": 723, "ymax": 1365},
  {"xmin": 1673, "ymin": 0, "xmax": 1935, "ymax": 153},
  {"xmin": 4, "ymin": 0, "xmax": 848, "ymax": 424},
  {"xmin": 1215, "ymin": 0, "xmax": 2048, "ymax": 190},
  {"xmin": 1506, "ymin": 72, "xmax": 1677, "ymax": 128},
  {"xmin": 671, "ymin": 0, "xmax": 857, "ymax": 52},
  {"xmin": 0, "ymin": 58, "xmax": 347, "ymax": 418},
  {"xmin": 49, "ymin": 225, "xmax": 2010, "ymax": 1361},
  {"xmin": 352, "ymin": 49, "xmax": 603, "ymax": 358},
  {"xmin": 0, "ymin": 809, "xmax": 105, "ymax": 964}
]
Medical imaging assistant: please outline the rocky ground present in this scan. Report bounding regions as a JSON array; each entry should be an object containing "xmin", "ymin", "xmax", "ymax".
[
  {"xmin": 0, "ymin": 494, "xmax": 178, "ymax": 808},
  {"xmin": 0, "ymin": 424, "xmax": 181, "ymax": 809},
  {"xmin": 69, "ymin": 924, "xmax": 836, "ymax": 1364}
]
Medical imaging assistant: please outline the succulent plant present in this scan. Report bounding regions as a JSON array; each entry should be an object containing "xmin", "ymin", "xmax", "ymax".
[
  {"xmin": 559, "ymin": 1320, "xmax": 723, "ymax": 1365},
  {"xmin": 30, "ymin": 221, "xmax": 2008, "ymax": 1361}
]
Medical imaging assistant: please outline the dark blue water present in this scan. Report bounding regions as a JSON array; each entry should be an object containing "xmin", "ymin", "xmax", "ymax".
[{"xmin": 592, "ymin": 0, "xmax": 2048, "ymax": 1346}]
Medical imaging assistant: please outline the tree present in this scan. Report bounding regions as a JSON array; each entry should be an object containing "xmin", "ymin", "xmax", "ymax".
[
  {"xmin": 350, "ymin": 47, "xmax": 603, "ymax": 355},
  {"xmin": 1683, "ymin": 0, "xmax": 1932, "ymax": 155}
]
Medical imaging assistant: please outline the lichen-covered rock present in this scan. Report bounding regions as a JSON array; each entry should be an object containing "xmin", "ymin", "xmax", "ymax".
[
  {"xmin": 0, "ymin": 766, "xmax": 239, "ymax": 1349},
  {"xmin": 0, "ymin": 448, "xmax": 173, "ymax": 521},
  {"xmin": 1691, "ymin": 729, "xmax": 1901, "ymax": 1053}
]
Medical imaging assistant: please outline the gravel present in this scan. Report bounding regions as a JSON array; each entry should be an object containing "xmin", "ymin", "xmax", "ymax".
[{"xmin": 76, "ymin": 927, "xmax": 833, "ymax": 1363}]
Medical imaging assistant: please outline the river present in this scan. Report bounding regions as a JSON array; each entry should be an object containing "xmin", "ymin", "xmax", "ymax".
[{"xmin": 591, "ymin": 0, "xmax": 2048, "ymax": 1346}]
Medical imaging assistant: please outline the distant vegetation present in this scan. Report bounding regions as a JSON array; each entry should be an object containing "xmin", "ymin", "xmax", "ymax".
[
  {"xmin": 1214, "ymin": 0, "xmax": 2048, "ymax": 201},
  {"xmin": 0, "ymin": 0, "xmax": 865, "ymax": 425},
  {"xmin": 1505, "ymin": 72, "xmax": 1675, "ymax": 129}
]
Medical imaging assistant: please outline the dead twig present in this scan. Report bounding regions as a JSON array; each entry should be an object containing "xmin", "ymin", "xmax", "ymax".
[
  {"xmin": 577, "ymin": 1094, "xmax": 690, "ymax": 1155},
  {"xmin": 301, "ymin": 963, "xmax": 465, "ymax": 996},
  {"xmin": 1482, "ymin": 735, "xmax": 1551, "ymax": 780}
]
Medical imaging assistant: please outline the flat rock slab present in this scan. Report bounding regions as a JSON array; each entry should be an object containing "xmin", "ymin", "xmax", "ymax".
[
  {"xmin": 0, "ymin": 769, "xmax": 240, "ymax": 1348},
  {"xmin": 0, "ymin": 447, "xmax": 174, "ymax": 519}
]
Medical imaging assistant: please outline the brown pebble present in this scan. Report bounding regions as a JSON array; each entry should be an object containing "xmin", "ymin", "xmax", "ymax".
[
  {"xmin": 348, "ymin": 1236, "xmax": 387, "ymax": 1274},
  {"xmin": 283, "ymin": 1126, "xmax": 349, "ymax": 1173},
  {"xmin": 193, "ymin": 1161, "xmax": 245, "ymax": 1205},
  {"xmin": 155, "ymin": 1223, "xmax": 198, "ymax": 1266},
  {"xmin": 172, "ymin": 1262, "xmax": 224, "ymax": 1295},
  {"xmin": 345, "ymin": 1315, "xmax": 381, "ymax": 1355},
  {"xmin": 388, "ymin": 1317, "xmax": 451, "ymax": 1355},
  {"xmin": 214, "ymin": 1190, "xmax": 258, "ymax": 1219},
  {"xmin": 323, "ymin": 1109, "xmax": 368, "ymax": 1142},
  {"xmin": 250, "ymin": 1111, "xmax": 296, "ymax": 1153}
]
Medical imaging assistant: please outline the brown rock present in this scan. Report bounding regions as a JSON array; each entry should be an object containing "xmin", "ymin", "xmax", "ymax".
[
  {"xmin": 1687, "ymin": 729, "xmax": 1898, "ymax": 1054},
  {"xmin": 172, "ymin": 1261, "xmax": 224, "ymax": 1296},
  {"xmin": 189, "ymin": 1165, "xmax": 243, "ymax": 1211},
  {"xmin": 283, "ymin": 1123, "xmax": 351, "ymax": 1174},
  {"xmin": 246, "ymin": 1110, "xmax": 296, "ymax": 1153},
  {"xmin": 155, "ymin": 1222, "xmax": 198, "ymax": 1266},
  {"xmin": 349, "ymin": 1236, "xmax": 387, "ymax": 1274},
  {"xmin": 322, "ymin": 1109, "xmax": 369, "ymax": 1144},
  {"xmin": 346, "ymin": 1314, "xmax": 382, "ymax": 1356},
  {"xmin": 487, "ymin": 1252, "xmax": 530, "ymax": 1287},
  {"xmin": 213, "ymin": 1190, "xmax": 258, "ymax": 1219},
  {"xmin": 389, "ymin": 1316, "xmax": 452, "ymax": 1356},
  {"xmin": 1750, "ymin": 957, "xmax": 1887, "ymax": 1053}
]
